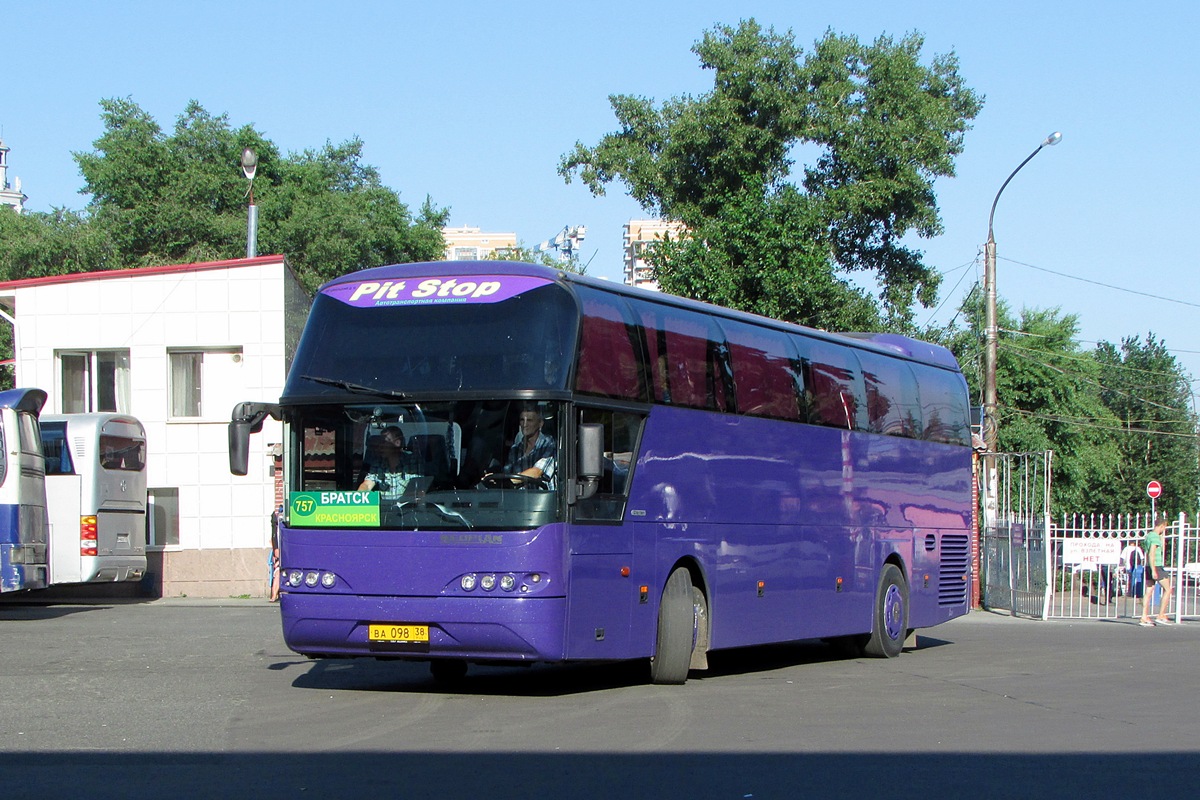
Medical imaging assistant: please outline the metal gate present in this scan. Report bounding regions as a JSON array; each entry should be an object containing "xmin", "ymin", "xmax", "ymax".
[{"xmin": 980, "ymin": 451, "xmax": 1052, "ymax": 618}]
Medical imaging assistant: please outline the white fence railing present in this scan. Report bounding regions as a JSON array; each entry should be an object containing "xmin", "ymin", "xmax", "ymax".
[{"xmin": 1048, "ymin": 512, "xmax": 1200, "ymax": 620}]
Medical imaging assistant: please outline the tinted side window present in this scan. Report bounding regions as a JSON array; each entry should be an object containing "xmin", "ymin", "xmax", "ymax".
[
  {"xmin": 858, "ymin": 351, "xmax": 921, "ymax": 438},
  {"xmin": 41, "ymin": 422, "xmax": 75, "ymax": 475},
  {"xmin": 575, "ymin": 289, "xmax": 647, "ymax": 402},
  {"xmin": 632, "ymin": 300, "xmax": 731, "ymax": 411},
  {"xmin": 913, "ymin": 363, "xmax": 971, "ymax": 446},
  {"xmin": 801, "ymin": 340, "xmax": 865, "ymax": 431},
  {"xmin": 720, "ymin": 319, "xmax": 803, "ymax": 421}
]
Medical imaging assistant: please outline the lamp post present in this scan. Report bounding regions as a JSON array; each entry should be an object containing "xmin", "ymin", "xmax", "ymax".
[
  {"xmin": 981, "ymin": 131, "xmax": 1061, "ymax": 531},
  {"xmin": 241, "ymin": 148, "xmax": 259, "ymax": 258}
]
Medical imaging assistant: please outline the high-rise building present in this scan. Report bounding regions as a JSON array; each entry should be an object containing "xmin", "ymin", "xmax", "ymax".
[{"xmin": 622, "ymin": 219, "xmax": 687, "ymax": 291}]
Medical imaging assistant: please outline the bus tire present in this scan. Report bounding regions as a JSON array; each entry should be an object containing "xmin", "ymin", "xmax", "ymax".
[
  {"xmin": 864, "ymin": 564, "xmax": 908, "ymax": 659},
  {"xmin": 650, "ymin": 567, "xmax": 695, "ymax": 684}
]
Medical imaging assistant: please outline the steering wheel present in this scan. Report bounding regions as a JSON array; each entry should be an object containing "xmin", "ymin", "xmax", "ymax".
[{"xmin": 480, "ymin": 472, "xmax": 548, "ymax": 490}]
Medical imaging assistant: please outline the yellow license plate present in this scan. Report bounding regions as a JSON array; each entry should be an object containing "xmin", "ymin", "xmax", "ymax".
[{"xmin": 368, "ymin": 623, "xmax": 430, "ymax": 643}]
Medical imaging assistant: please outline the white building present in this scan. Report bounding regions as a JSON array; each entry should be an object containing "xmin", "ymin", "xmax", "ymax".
[
  {"xmin": 0, "ymin": 255, "xmax": 309, "ymax": 597},
  {"xmin": 0, "ymin": 138, "xmax": 28, "ymax": 213},
  {"xmin": 622, "ymin": 219, "xmax": 687, "ymax": 290}
]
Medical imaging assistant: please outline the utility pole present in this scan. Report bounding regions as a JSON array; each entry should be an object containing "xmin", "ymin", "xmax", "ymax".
[{"xmin": 982, "ymin": 131, "xmax": 1061, "ymax": 532}]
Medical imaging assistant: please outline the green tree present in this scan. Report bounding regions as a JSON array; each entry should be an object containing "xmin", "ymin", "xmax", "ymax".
[
  {"xmin": 560, "ymin": 19, "xmax": 982, "ymax": 330},
  {"xmin": 1094, "ymin": 335, "xmax": 1198, "ymax": 513},
  {"xmin": 0, "ymin": 206, "xmax": 116, "ymax": 279},
  {"xmin": 2, "ymin": 98, "xmax": 447, "ymax": 294}
]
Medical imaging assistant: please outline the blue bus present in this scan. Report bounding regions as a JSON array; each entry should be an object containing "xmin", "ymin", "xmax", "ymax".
[
  {"xmin": 230, "ymin": 261, "xmax": 973, "ymax": 683},
  {"xmin": 0, "ymin": 388, "xmax": 50, "ymax": 593}
]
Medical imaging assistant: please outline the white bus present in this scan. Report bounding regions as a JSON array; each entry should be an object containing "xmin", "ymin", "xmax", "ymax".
[
  {"xmin": 0, "ymin": 388, "xmax": 50, "ymax": 592},
  {"xmin": 40, "ymin": 413, "xmax": 147, "ymax": 585}
]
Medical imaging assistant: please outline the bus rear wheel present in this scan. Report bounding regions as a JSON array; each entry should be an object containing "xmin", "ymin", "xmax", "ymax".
[
  {"xmin": 650, "ymin": 567, "xmax": 696, "ymax": 684},
  {"xmin": 863, "ymin": 564, "xmax": 908, "ymax": 659}
]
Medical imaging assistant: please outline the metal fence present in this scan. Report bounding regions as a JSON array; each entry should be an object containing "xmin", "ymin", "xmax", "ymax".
[{"xmin": 1047, "ymin": 512, "xmax": 1200, "ymax": 621}]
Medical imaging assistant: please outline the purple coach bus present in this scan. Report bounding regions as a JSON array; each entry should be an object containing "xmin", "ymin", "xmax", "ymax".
[{"xmin": 229, "ymin": 261, "xmax": 972, "ymax": 684}]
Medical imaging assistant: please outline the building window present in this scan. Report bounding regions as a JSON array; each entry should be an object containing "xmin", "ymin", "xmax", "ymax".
[
  {"xmin": 59, "ymin": 350, "xmax": 130, "ymax": 413},
  {"xmin": 147, "ymin": 487, "xmax": 180, "ymax": 547},
  {"xmin": 169, "ymin": 348, "xmax": 243, "ymax": 419},
  {"xmin": 452, "ymin": 246, "xmax": 479, "ymax": 261}
]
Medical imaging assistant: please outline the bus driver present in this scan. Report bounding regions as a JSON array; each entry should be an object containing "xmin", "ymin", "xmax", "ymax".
[
  {"xmin": 358, "ymin": 426, "xmax": 422, "ymax": 500},
  {"xmin": 501, "ymin": 404, "xmax": 556, "ymax": 488}
]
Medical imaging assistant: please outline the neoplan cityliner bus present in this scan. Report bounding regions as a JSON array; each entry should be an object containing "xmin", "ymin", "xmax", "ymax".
[
  {"xmin": 230, "ymin": 261, "xmax": 973, "ymax": 684},
  {"xmin": 41, "ymin": 413, "xmax": 148, "ymax": 585}
]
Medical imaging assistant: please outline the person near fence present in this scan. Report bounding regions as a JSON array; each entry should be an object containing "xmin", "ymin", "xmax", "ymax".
[{"xmin": 1140, "ymin": 518, "xmax": 1174, "ymax": 626}]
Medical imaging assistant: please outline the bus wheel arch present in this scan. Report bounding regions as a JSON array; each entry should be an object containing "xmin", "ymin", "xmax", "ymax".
[
  {"xmin": 650, "ymin": 560, "xmax": 710, "ymax": 684},
  {"xmin": 863, "ymin": 560, "xmax": 909, "ymax": 659}
]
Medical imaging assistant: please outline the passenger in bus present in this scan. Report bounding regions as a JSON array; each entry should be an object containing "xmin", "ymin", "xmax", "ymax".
[
  {"xmin": 498, "ymin": 404, "xmax": 556, "ymax": 488},
  {"xmin": 357, "ymin": 426, "xmax": 423, "ymax": 500}
]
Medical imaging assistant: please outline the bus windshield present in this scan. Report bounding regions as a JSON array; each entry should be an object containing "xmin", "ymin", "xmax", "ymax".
[
  {"xmin": 289, "ymin": 399, "xmax": 564, "ymax": 531},
  {"xmin": 283, "ymin": 277, "xmax": 578, "ymax": 400}
]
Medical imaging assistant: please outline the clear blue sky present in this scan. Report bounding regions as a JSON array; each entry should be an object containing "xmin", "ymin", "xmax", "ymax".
[{"xmin": 6, "ymin": 1, "xmax": 1200, "ymax": 389}]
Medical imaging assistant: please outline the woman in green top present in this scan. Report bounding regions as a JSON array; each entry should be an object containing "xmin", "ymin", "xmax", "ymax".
[{"xmin": 1140, "ymin": 518, "xmax": 1174, "ymax": 626}]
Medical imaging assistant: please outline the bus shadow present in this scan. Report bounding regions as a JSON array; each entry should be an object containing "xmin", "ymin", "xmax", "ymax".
[
  {"xmin": 0, "ymin": 602, "xmax": 114, "ymax": 620},
  {"xmin": 284, "ymin": 634, "xmax": 958, "ymax": 696}
]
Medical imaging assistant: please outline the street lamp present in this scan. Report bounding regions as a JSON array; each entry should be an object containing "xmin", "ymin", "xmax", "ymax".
[
  {"xmin": 981, "ymin": 131, "xmax": 1061, "ymax": 531},
  {"xmin": 241, "ymin": 148, "xmax": 259, "ymax": 258}
]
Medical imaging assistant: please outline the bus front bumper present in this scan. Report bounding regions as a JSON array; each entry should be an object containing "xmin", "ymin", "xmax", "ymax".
[{"xmin": 280, "ymin": 592, "xmax": 568, "ymax": 663}]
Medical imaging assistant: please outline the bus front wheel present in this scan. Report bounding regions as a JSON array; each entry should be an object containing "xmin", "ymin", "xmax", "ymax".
[
  {"xmin": 650, "ymin": 568, "xmax": 696, "ymax": 684},
  {"xmin": 863, "ymin": 564, "xmax": 908, "ymax": 659}
]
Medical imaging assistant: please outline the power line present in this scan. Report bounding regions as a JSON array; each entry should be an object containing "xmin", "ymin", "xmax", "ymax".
[
  {"xmin": 998, "ymin": 255, "xmax": 1200, "ymax": 309},
  {"xmin": 1004, "ymin": 407, "xmax": 1198, "ymax": 439}
]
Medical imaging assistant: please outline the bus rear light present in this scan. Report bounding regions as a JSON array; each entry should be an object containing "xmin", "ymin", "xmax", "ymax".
[{"xmin": 81, "ymin": 516, "xmax": 98, "ymax": 556}]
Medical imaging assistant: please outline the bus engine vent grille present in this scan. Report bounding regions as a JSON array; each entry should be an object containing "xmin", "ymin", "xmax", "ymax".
[{"xmin": 938, "ymin": 534, "xmax": 970, "ymax": 606}]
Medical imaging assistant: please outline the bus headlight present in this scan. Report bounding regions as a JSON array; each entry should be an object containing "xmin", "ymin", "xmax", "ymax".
[
  {"xmin": 287, "ymin": 570, "xmax": 303, "ymax": 588},
  {"xmin": 500, "ymin": 575, "xmax": 516, "ymax": 592},
  {"xmin": 480, "ymin": 574, "xmax": 497, "ymax": 591},
  {"xmin": 461, "ymin": 574, "xmax": 477, "ymax": 591},
  {"xmin": 304, "ymin": 571, "xmax": 320, "ymax": 587},
  {"xmin": 320, "ymin": 572, "xmax": 337, "ymax": 589}
]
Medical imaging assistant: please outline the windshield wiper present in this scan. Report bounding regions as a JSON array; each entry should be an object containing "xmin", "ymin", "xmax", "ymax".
[{"xmin": 302, "ymin": 375, "xmax": 409, "ymax": 400}]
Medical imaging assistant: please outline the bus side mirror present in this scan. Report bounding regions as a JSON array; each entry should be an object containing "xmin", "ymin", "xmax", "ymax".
[
  {"xmin": 575, "ymin": 423, "xmax": 603, "ymax": 501},
  {"xmin": 228, "ymin": 402, "xmax": 280, "ymax": 477}
]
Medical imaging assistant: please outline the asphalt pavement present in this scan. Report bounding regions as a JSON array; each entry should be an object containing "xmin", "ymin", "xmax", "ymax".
[{"xmin": 1, "ymin": 597, "xmax": 1196, "ymax": 799}]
